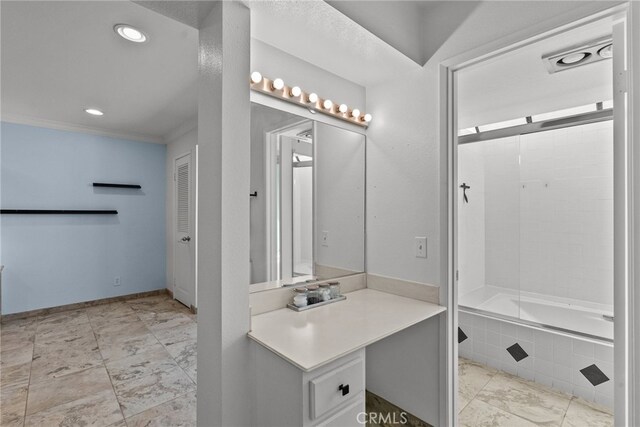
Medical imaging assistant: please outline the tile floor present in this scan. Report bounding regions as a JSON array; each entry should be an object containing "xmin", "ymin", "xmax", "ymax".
[
  {"xmin": 0, "ymin": 294, "xmax": 197, "ymax": 427},
  {"xmin": 458, "ymin": 358, "xmax": 613, "ymax": 427}
]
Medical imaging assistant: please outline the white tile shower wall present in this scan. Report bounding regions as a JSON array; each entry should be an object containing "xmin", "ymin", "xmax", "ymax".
[
  {"xmin": 518, "ymin": 121, "xmax": 613, "ymax": 305},
  {"xmin": 483, "ymin": 136, "xmax": 521, "ymax": 291},
  {"xmin": 475, "ymin": 121, "xmax": 613, "ymax": 306},
  {"xmin": 459, "ymin": 310, "xmax": 614, "ymax": 409}
]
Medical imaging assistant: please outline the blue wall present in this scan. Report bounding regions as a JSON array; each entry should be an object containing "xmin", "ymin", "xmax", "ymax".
[{"xmin": 1, "ymin": 122, "xmax": 166, "ymax": 314}]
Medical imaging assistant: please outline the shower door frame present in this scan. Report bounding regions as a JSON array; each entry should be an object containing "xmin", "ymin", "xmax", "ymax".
[{"xmin": 440, "ymin": 4, "xmax": 639, "ymax": 426}]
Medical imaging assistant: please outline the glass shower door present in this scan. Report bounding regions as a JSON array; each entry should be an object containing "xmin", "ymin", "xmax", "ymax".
[{"xmin": 458, "ymin": 135, "xmax": 521, "ymax": 319}]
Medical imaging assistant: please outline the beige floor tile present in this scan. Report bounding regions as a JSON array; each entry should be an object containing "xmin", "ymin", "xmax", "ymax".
[
  {"xmin": 1, "ymin": 342, "xmax": 34, "ymax": 367},
  {"xmin": 34, "ymin": 321, "xmax": 94, "ymax": 346},
  {"xmin": 1, "ymin": 382, "xmax": 28, "ymax": 427},
  {"xmin": 30, "ymin": 346, "xmax": 103, "ymax": 383},
  {"xmin": 112, "ymin": 366, "xmax": 196, "ymax": 418},
  {"xmin": 125, "ymin": 391, "xmax": 196, "ymax": 427},
  {"xmin": 152, "ymin": 322, "xmax": 197, "ymax": 346},
  {"xmin": 476, "ymin": 372, "xmax": 572, "ymax": 426},
  {"xmin": 1, "ymin": 331, "xmax": 35, "ymax": 354},
  {"xmin": 26, "ymin": 365, "xmax": 113, "ymax": 416},
  {"xmin": 1, "ymin": 317, "xmax": 38, "ymax": 336},
  {"xmin": 36, "ymin": 309, "xmax": 90, "ymax": 332},
  {"xmin": 90, "ymin": 312, "xmax": 142, "ymax": 331},
  {"xmin": 141, "ymin": 312, "xmax": 194, "ymax": 332},
  {"xmin": 164, "ymin": 339, "xmax": 196, "ymax": 383},
  {"xmin": 24, "ymin": 388, "xmax": 123, "ymax": 427},
  {"xmin": 561, "ymin": 397, "xmax": 613, "ymax": 427},
  {"xmin": 459, "ymin": 358, "xmax": 497, "ymax": 411},
  {"xmin": 33, "ymin": 330, "xmax": 98, "ymax": 357},
  {"xmin": 97, "ymin": 332, "xmax": 161, "ymax": 362},
  {"xmin": 0, "ymin": 360, "xmax": 31, "ymax": 388},
  {"xmin": 93, "ymin": 321, "xmax": 150, "ymax": 343},
  {"xmin": 105, "ymin": 344, "xmax": 178, "ymax": 386},
  {"xmin": 459, "ymin": 399, "xmax": 539, "ymax": 427}
]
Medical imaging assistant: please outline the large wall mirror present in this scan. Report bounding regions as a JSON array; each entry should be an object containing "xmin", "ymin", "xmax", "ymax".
[{"xmin": 250, "ymin": 103, "xmax": 365, "ymax": 289}]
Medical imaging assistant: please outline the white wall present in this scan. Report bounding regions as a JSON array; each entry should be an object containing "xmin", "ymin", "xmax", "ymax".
[
  {"xmin": 166, "ymin": 125, "xmax": 197, "ymax": 293},
  {"xmin": 364, "ymin": 2, "xmax": 619, "ymax": 424},
  {"xmin": 251, "ymin": 39, "xmax": 366, "ymax": 113},
  {"xmin": 366, "ymin": 1, "xmax": 618, "ymax": 288}
]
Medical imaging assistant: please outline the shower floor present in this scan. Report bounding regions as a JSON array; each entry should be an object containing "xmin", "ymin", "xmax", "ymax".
[{"xmin": 459, "ymin": 286, "xmax": 613, "ymax": 340}]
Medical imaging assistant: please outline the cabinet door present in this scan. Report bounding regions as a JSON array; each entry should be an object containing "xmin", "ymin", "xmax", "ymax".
[{"xmin": 318, "ymin": 398, "xmax": 364, "ymax": 427}]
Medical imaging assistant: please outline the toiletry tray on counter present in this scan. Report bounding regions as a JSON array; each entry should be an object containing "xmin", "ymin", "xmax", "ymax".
[{"xmin": 287, "ymin": 295, "xmax": 346, "ymax": 312}]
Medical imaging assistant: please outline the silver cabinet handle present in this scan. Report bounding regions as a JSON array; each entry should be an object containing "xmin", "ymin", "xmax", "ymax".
[{"xmin": 181, "ymin": 236, "xmax": 191, "ymax": 242}]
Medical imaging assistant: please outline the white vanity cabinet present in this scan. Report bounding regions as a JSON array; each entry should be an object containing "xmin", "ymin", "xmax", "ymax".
[
  {"xmin": 252, "ymin": 343, "xmax": 365, "ymax": 427},
  {"xmin": 248, "ymin": 289, "xmax": 446, "ymax": 427}
]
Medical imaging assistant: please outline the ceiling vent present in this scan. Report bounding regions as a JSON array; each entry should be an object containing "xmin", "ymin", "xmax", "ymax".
[{"xmin": 542, "ymin": 37, "xmax": 612, "ymax": 74}]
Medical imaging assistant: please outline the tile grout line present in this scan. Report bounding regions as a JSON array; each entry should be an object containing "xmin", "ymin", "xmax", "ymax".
[
  {"xmin": 21, "ymin": 317, "xmax": 38, "ymax": 426},
  {"xmin": 87, "ymin": 307, "xmax": 128, "ymax": 426}
]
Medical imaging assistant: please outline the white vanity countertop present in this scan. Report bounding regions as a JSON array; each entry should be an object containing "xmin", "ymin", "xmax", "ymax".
[{"xmin": 248, "ymin": 288, "xmax": 446, "ymax": 372}]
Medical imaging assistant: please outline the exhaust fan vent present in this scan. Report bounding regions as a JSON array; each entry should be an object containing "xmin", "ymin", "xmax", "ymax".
[{"xmin": 543, "ymin": 37, "xmax": 612, "ymax": 74}]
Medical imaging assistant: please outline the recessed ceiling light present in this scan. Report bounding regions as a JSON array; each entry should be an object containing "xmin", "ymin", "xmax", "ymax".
[
  {"xmin": 114, "ymin": 24, "xmax": 147, "ymax": 43},
  {"xmin": 558, "ymin": 52, "xmax": 590, "ymax": 66},
  {"xmin": 598, "ymin": 44, "xmax": 613, "ymax": 59},
  {"xmin": 85, "ymin": 108, "xmax": 104, "ymax": 116}
]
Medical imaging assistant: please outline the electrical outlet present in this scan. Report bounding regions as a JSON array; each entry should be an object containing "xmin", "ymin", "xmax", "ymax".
[
  {"xmin": 321, "ymin": 231, "xmax": 329, "ymax": 247},
  {"xmin": 114, "ymin": 276, "xmax": 121, "ymax": 287},
  {"xmin": 415, "ymin": 237, "xmax": 427, "ymax": 258}
]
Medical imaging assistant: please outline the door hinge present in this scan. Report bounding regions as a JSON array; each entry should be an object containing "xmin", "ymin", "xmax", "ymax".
[{"xmin": 456, "ymin": 270, "xmax": 459, "ymax": 281}]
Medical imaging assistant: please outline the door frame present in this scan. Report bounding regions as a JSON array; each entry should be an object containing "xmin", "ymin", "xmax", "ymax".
[
  {"xmin": 439, "ymin": 4, "xmax": 638, "ymax": 426},
  {"xmin": 173, "ymin": 149, "xmax": 197, "ymax": 310}
]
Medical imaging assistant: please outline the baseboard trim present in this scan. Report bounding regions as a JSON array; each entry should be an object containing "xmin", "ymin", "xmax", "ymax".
[{"xmin": 0, "ymin": 289, "xmax": 170, "ymax": 323}]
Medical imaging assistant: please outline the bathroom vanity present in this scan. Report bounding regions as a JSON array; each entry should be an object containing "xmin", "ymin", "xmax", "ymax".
[{"xmin": 249, "ymin": 288, "xmax": 446, "ymax": 426}]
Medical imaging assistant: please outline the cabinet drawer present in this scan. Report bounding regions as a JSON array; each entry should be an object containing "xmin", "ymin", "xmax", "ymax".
[
  {"xmin": 309, "ymin": 357, "xmax": 364, "ymax": 419},
  {"xmin": 317, "ymin": 397, "xmax": 364, "ymax": 427}
]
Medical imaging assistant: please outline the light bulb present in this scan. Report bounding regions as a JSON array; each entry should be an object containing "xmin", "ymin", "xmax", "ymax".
[
  {"xmin": 290, "ymin": 86, "xmax": 302, "ymax": 97},
  {"xmin": 308, "ymin": 93, "xmax": 318, "ymax": 103},
  {"xmin": 351, "ymin": 109, "xmax": 360, "ymax": 119},
  {"xmin": 323, "ymin": 99, "xmax": 333, "ymax": 110},
  {"xmin": 272, "ymin": 78, "xmax": 285, "ymax": 90},
  {"xmin": 85, "ymin": 108, "xmax": 104, "ymax": 116},
  {"xmin": 250, "ymin": 71, "xmax": 262, "ymax": 84},
  {"xmin": 339, "ymin": 104, "xmax": 348, "ymax": 113},
  {"xmin": 363, "ymin": 113, "xmax": 372, "ymax": 123}
]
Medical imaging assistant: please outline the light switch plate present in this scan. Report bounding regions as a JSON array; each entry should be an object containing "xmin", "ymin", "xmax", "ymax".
[{"xmin": 415, "ymin": 237, "xmax": 427, "ymax": 258}]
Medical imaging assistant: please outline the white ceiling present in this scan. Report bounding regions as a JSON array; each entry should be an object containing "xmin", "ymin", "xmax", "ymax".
[
  {"xmin": 1, "ymin": 1, "xmax": 198, "ymax": 143},
  {"xmin": 457, "ymin": 17, "xmax": 614, "ymax": 129},
  {"xmin": 246, "ymin": 0, "xmax": 419, "ymax": 88}
]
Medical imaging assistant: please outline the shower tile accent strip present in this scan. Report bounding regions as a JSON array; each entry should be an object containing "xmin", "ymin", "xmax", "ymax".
[
  {"xmin": 506, "ymin": 343, "xmax": 529, "ymax": 362},
  {"xmin": 459, "ymin": 310, "xmax": 614, "ymax": 409},
  {"xmin": 580, "ymin": 364, "xmax": 610, "ymax": 387},
  {"xmin": 458, "ymin": 327, "xmax": 468, "ymax": 344}
]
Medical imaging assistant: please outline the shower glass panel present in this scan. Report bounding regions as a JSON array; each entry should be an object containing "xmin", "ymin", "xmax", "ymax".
[
  {"xmin": 458, "ymin": 135, "xmax": 522, "ymax": 319},
  {"xmin": 518, "ymin": 121, "xmax": 614, "ymax": 337},
  {"xmin": 458, "ymin": 120, "xmax": 614, "ymax": 340}
]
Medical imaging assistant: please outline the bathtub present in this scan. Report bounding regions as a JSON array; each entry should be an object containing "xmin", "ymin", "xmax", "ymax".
[{"xmin": 458, "ymin": 286, "xmax": 614, "ymax": 409}]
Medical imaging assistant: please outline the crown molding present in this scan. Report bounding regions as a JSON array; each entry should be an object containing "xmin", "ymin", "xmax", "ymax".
[{"xmin": 0, "ymin": 113, "xmax": 165, "ymax": 144}]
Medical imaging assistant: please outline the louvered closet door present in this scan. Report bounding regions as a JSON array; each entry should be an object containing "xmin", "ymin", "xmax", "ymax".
[{"xmin": 174, "ymin": 153, "xmax": 195, "ymax": 308}]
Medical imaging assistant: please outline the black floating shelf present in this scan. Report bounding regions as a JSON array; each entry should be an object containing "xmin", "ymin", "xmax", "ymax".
[
  {"xmin": 1, "ymin": 209, "xmax": 118, "ymax": 215},
  {"xmin": 93, "ymin": 183, "xmax": 141, "ymax": 189}
]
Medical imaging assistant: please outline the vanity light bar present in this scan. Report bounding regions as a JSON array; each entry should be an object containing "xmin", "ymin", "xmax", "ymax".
[{"xmin": 249, "ymin": 72, "xmax": 371, "ymax": 128}]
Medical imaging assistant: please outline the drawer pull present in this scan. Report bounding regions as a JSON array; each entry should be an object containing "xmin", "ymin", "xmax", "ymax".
[{"xmin": 338, "ymin": 384, "xmax": 350, "ymax": 396}]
